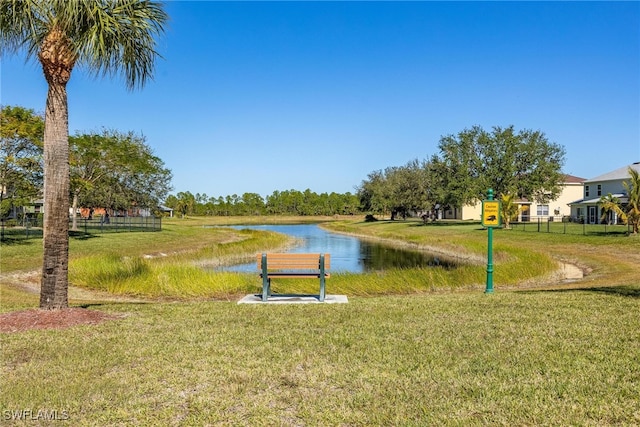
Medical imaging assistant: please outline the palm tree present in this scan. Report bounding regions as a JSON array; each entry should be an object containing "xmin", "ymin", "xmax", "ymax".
[
  {"xmin": 500, "ymin": 192, "xmax": 520, "ymax": 229},
  {"xmin": 597, "ymin": 193, "xmax": 626, "ymax": 226},
  {"xmin": 624, "ymin": 167, "xmax": 640, "ymax": 235},
  {"xmin": 1, "ymin": 1, "xmax": 168, "ymax": 309}
]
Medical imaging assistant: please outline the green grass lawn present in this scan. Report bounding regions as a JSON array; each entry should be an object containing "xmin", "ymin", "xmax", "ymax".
[
  {"xmin": 1, "ymin": 216, "xmax": 639, "ymax": 425},
  {"xmin": 2, "ymin": 293, "xmax": 639, "ymax": 425}
]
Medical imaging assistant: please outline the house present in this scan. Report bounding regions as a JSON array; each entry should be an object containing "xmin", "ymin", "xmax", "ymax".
[
  {"xmin": 569, "ymin": 162, "xmax": 640, "ymax": 224},
  {"xmin": 1, "ymin": 197, "xmax": 44, "ymax": 220},
  {"xmin": 443, "ymin": 174, "xmax": 586, "ymax": 221},
  {"xmin": 74, "ymin": 206, "xmax": 171, "ymax": 218},
  {"xmin": 514, "ymin": 174, "xmax": 586, "ymax": 222}
]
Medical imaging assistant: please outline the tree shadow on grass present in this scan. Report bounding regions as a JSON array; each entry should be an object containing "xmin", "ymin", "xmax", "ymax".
[
  {"xmin": 411, "ymin": 221, "xmax": 482, "ymax": 228},
  {"xmin": 69, "ymin": 231, "xmax": 101, "ymax": 240},
  {"xmin": 523, "ymin": 286, "xmax": 640, "ymax": 299},
  {"xmin": 1, "ymin": 231, "xmax": 103, "ymax": 242},
  {"xmin": 75, "ymin": 301, "xmax": 152, "ymax": 309},
  {"xmin": 0, "ymin": 237, "xmax": 38, "ymax": 246},
  {"xmin": 585, "ymin": 231, "xmax": 630, "ymax": 237}
]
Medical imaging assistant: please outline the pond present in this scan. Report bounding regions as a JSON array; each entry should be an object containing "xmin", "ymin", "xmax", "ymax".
[{"xmin": 217, "ymin": 224, "xmax": 457, "ymax": 273}]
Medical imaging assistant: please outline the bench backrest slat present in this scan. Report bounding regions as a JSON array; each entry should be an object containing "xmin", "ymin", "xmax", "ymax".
[{"xmin": 257, "ymin": 253, "xmax": 331, "ymax": 270}]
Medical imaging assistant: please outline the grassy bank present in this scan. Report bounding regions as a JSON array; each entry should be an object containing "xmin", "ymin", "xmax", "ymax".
[
  {"xmin": 2, "ymin": 216, "xmax": 640, "ymax": 425},
  {"xmin": 2, "ymin": 217, "xmax": 571, "ymax": 302},
  {"xmin": 3, "ymin": 216, "xmax": 639, "ymax": 302},
  {"xmin": 324, "ymin": 218, "xmax": 640, "ymax": 289},
  {"xmin": 1, "ymin": 216, "xmax": 323, "ymax": 274}
]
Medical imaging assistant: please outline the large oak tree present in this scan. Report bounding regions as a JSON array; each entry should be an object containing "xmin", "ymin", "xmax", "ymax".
[
  {"xmin": 70, "ymin": 129, "xmax": 172, "ymax": 230},
  {"xmin": 1, "ymin": 0, "xmax": 167, "ymax": 309},
  {"xmin": 436, "ymin": 125, "xmax": 566, "ymax": 207}
]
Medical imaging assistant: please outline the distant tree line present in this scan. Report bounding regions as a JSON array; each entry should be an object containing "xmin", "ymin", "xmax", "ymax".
[
  {"xmin": 5, "ymin": 104, "xmax": 578, "ymax": 225},
  {"xmin": 164, "ymin": 125, "xmax": 569, "ymax": 221},
  {"xmin": 164, "ymin": 189, "xmax": 360, "ymax": 217}
]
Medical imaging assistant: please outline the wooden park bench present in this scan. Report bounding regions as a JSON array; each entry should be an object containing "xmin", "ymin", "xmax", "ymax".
[{"xmin": 257, "ymin": 253, "xmax": 331, "ymax": 302}]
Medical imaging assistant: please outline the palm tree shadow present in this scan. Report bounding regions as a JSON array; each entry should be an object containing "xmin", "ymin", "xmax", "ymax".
[{"xmin": 75, "ymin": 301, "xmax": 151, "ymax": 309}]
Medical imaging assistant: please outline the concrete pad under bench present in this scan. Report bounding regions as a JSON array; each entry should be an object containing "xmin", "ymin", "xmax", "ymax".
[{"xmin": 238, "ymin": 294, "xmax": 348, "ymax": 304}]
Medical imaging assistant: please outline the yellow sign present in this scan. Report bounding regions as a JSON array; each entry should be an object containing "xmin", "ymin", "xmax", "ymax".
[{"xmin": 482, "ymin": 200, "xmax": 501, "ymax": 227}]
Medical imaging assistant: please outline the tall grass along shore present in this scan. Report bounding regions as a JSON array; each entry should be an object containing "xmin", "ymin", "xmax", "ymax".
[{"xmin": 1, "ymin": 216, "xmax": 639, "ymax": 425}]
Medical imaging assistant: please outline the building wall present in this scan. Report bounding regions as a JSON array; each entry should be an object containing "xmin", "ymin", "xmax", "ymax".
[
  {"xmin": 530, "ymin": 182, "xmax": 584, "ymax": 219},
  {"xmin": 462, "ymin": 203, "xmax": 483, "ymax": 221},
  {"xmin": 446, "ymin": 181, "xmax": 584, "ymax": 221},
  {"xmin": 442, "ymin": 202, "xmax": 482, "ymax": 221},
  {"xmin": 584, "ymin": 181, "xmax": 622, "ymax": 199}
]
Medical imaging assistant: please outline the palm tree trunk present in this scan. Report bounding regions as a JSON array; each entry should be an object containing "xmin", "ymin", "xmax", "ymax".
[{"xmin": 40, "ymin": 82, "xmax": 70, "ymax": 310}]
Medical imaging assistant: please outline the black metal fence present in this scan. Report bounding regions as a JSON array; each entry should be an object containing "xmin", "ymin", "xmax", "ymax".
[
  {"xmin": 510, "ymin": 216, "xmax": 632, "ymax": 236},
  {"xmin": 1, "ymin": 216, "xmax": 162, "ymax": 241}
]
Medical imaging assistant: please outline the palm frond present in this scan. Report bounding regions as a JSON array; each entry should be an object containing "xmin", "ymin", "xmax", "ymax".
[
  {"xmin": 75, "ymin": 0, "xmax": 168, "ymax": 90},
  {"xmin": 0, "ymin": 0, "xmax": 49, "ymax": 58},
  {"xmin": 623, "ymin": 167, "xmax": 640, "ymax": 233},
  {"xmin": 2, "ymin": 0, "xmax": 167, "ymax": 90}
]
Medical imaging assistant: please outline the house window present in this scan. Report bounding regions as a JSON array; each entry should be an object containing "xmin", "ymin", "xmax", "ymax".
[
  {"xmin": 537, "ymin": 205, "xmax": 549, "ymax": 216},
  {"xmin": 585, "ymin": 185, "xmax": 590, "ymax": 197},
  {"xmin": 597, "ymin": 184, "xmax": 602, "ymax": 196}
]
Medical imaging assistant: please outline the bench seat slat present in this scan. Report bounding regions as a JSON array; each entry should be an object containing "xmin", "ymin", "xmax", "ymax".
[
  {"xmin": 257, "ymin": 253, "xmax": 331, "ymax": 270},
  {"xmin": 259, "ymin": 273, "xmax": 331, "ymax": 278}
]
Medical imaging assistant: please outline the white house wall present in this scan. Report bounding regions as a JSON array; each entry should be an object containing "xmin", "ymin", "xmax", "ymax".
[{"xmin": 569, "ymin": 162, "xmax": 639, "ymax": 224}]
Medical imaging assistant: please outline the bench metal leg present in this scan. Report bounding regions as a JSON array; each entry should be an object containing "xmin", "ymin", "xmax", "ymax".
[
  {"xmin": 262, "ymin": 277, "xmax": 271, "ymax": 302},
  {"xmin": 261, "ymin": 253, "xmax": 269, "ymax": 302},
  {"xmin": 319, "ymin": 276, "xmax": 326, "ymax": 302},
  {"xmin": 319, "ymin": 253, "xmax": 326, "ymax": 302}
]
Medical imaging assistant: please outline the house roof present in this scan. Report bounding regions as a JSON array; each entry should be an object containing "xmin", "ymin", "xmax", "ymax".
[
  {"xmin": 563, "ymin": 174, "xmax": 586, "ymax": 183},
  {"xmin": 585, "ymin": 162, "xmax": 640, "ymax": 183},
  {"xmin": 569, "ymin": 194, "xmax": 628, "ymax": 205}
]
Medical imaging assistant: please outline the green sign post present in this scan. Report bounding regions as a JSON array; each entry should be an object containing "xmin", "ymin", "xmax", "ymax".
[{"xmin": 481, "ymin": 189, "xmax": 501, "ymax": 293}]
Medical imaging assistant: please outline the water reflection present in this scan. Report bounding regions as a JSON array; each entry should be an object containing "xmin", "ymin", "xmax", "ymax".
[
  {"xmin": 359, "ymin": 243, "xmax": 453, "ymax": 271},
  {"xmin": 215, "ymin": 224, "xmax": 456, "ymax": 273}
]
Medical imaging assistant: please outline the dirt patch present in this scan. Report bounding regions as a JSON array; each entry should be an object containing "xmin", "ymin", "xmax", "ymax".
[
  {"xmin": 0, "ymin": 308, "xmax": 122, "ymax": 334},
  {"xmin": 557, "ymin": 262, "xmax": 585, "ymax": 281},
  {"xmin": 1, "ymin": 270, "xmax": 141, "ymax": 334}
]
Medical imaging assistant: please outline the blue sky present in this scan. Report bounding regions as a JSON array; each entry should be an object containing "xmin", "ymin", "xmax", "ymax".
[{"xmin": 2, "ymin": 1, "xmax": 639, "ymax": 199}]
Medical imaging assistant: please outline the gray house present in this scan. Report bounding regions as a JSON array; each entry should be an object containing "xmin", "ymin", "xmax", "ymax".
[{"xmin": 569, "ymin": 162, "xmax": 640, "ymax": 224}]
